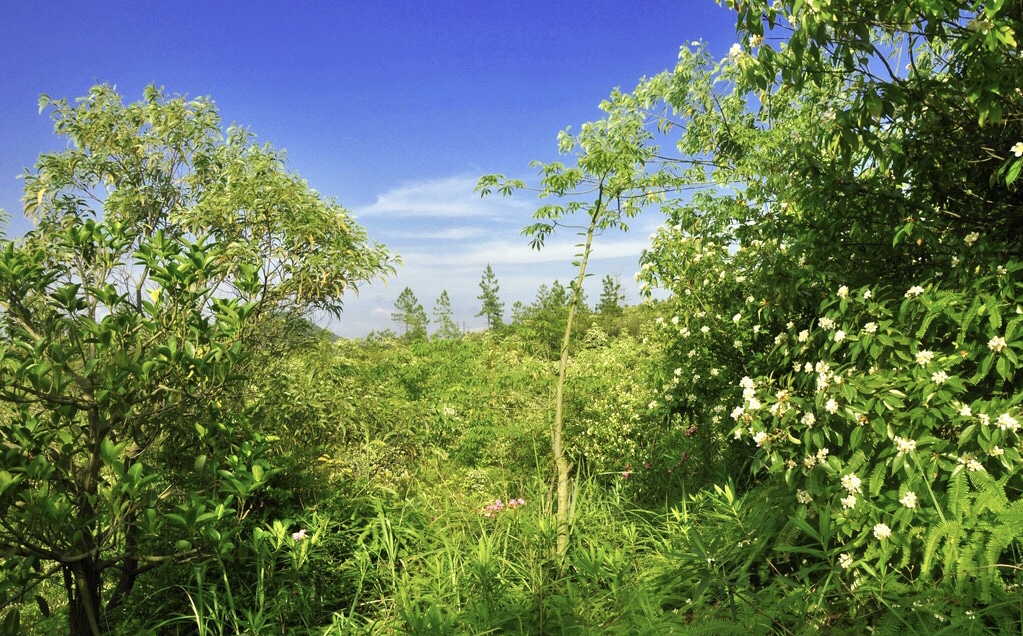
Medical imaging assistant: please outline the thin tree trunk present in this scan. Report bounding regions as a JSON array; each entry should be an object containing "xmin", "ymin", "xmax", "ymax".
[{"xmin": 553, "ymin": 203, "xmax": 601, "ymax": 560}]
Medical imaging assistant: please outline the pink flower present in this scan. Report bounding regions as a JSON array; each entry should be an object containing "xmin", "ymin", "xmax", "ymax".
[{"xmin": 292, "ymin": 529, "xmax": 307, "ymax": 542}]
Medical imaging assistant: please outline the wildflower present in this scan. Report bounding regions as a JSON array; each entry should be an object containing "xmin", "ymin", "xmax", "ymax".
[
  {"xmin": 894, "ymin": 436, "xmax": 917, "ymax": 454},
  {"xmin": 731, "ymin": 406, "xmax": 745, "ymax": 420},
  {"xmin": 958, "ymin": 403, "xmax": 972, "ymax": 417},
  {"xmin": 997, "ymin": 412, "xmax": 1020, "ymax": 432},
  {"xmin": 733, "ymin": 313, "xmax": 742, "ymax": 323},
  {"xmin": 835, "ymin": 330, "xmax": 846, "ymax": 342},
  {"xmin": 802, "ymin": 412, "xmax": 816, "ymax": 427},
  {"xmin": 674, "ymin": 367, "xmax": 683, "ymax": 376},
  {"xmin": 648, "ymin": 401, "xmax": 658, "ymax": 410},
  {"xmin": 292, "ymin": 529, "xmax": 307, "ymax": 542},
  {"xmin": 711, "ymin": 368, "xmax": 719, "ymax": 376},
  {"xmin": 873, "ymin": 523, "xmax": 892, "ymax": 540},
  {"xmin": 863, "ymin": 322, "xmax": 877, "ymax": 334},
  {"xmin": 740, "ymin": 376, "xmax": 755, "ymax": 389},
  {"xmin": 729, "ymin": 42, "xmax": 743, "ymax": 58},
  {"xmin": 747, "ymin": 397, "xmax": 762, "ymax": 411},
  {"xmin": 931, "ymin": 370, "xmax": 949, "ymax": 385},
  {"xmin": 915, "ymin": 350, "xmax": 934, "ymax": 366},
  {"xmin": 671, "ymin": 315, "xmax": 680, "ymax": 325},
  {"xmin": 798, "ymin": 329, "xmax": 810, "ymax": 342},
  {"xmin": 839, "ymin": 553, "xmax": 854, "ymax": 569},
  {"xmin": 734, "ymin": 339, "xmax": 744, "ymax": 348},
  {"xmin": 965, "ymin": 232, "xmax": 980, "ymax": 246},
  {"xmin": 863, "ymin": 289, "xmax": 872, "ymax": 300},
  {"xmin": 998, "ymin": 265, "xmax": 1007, "ymax": 276},
  {"xmin": 1012, "ymin": 141, "xmax": 1023, "ymax": 157},
  {"xmin": 990, "ymin": 445, "xmax": 1005, "ymax": 457},
  {"xmin": 753, "ymin": 431, "xmax": 768, "ymax": 446},
  {"xmin": 749, "ymin": 34, "xmax": 763, "ymax": 47},
  {"xmin": 701, "ymin": 325, "xmax": 710, "ymax": 334},
  {"xmin": 816, "ymin": 448, "xmax": 830, "ymax": 462},
  {"xmin": 906, "ymin": 285, "xmax": 925, "ymax": 297},
  {"xmin": 967, "ymin": 459, "xmax": 985, "ymax": 472},
  {"xmin": 825, "ymin": 399, "xmax": 839, "ymax": 414},
  {"xmin": 841, "ymin": 494, "xmax": 857, "ymax": 509},
  {"xmin": 900, "ymin": 491, "xmax": 918, "ymax": 509},
  {"xmin": 753, "ymin": 324, "xmax": 761, "ymax": 334},
  {"xmin": 837, "ymin": 285, "xmax": 849, "ymax": 298},
  {"xmin": 989, "ymin": 336, "xmax": 1007, "ymax": 352},
  {"xmin": 803, "ymin": 455, "xmax": 817, "ymax": 468},
  {"xmin": 841, "ymin": 473, "xmax": 862, "ymax": 493},
  {"xmin": 819, "ymin": 317, "xmax": 835, "ymax": 329},
  {"xmin": 796, "ymin": 489, "xmax": 813, "ymax": 504},
  {"xmin": 979, "ymin": 413, "xmax": 991, "ymax": 426}
]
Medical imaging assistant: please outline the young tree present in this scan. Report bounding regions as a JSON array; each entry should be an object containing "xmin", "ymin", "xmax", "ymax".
[
  {"xmin": 0, "ymin": 85, "xmax": 394, "ymax": 635},
  {"xmin": 476, "ymin": 264, "xmax": 505, "ymax": 329},
  {"xmin": 392, "ymin": 287, "xmax": 428, "ymax": 340},
  {"xmin": 432, "ymin": 289, "xmax": 460, "ymax": 340},
  {"xmin": 478, "ymin": 92, "xmax": 668, "ymax": 559}
]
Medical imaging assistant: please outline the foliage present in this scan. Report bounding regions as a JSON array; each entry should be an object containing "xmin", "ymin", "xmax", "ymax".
[
  {"xmin": 476, "ymin": 264, "xmax": 505, "ymax": 330},
  {"xmin": 0, "ymin": 85, "xmax": 394, "ymax": 635}
]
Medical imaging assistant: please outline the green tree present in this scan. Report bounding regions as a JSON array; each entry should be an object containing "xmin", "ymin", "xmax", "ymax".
[
  {"xmin": 0, "ymin": 85, "xmax": 394, "ymax": 635},
  {"xmin": 475, "ymin": 264, "xmax": 505, "ymax": 329},
  {"xmin": 597, "ymin": 274, "xmax": 624, "ymax": 318},
  {"xmin": 393, "ymin": 287, "xmax": 428, "ymax": 340},
  {"xmin": 478, "ymin": 90, "xmax": 667, "ymax": 559},
  {"xmin": 432, "ymin": 290, "xmax": 460, "ymax": 340}
]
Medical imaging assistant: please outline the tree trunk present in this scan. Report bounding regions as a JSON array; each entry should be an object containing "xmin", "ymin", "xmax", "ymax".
[{"xmin": 65, "ymin": 560, "xmax": 103, "ymax": 636}]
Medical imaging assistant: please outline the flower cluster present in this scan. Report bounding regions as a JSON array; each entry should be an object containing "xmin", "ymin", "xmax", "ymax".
[{"xmin": 481, "ymin": 497, "xmax": 526, "ymax": 518}]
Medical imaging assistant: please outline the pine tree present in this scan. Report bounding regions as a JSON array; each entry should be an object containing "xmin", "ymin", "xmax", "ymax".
[
  {"xmin": 432, "ymin": 290, "xmax": 460, "ymax": 339},
  {"xmin": 392, "ymin": 287, "xmax": 428, "ymax": 340},
  {"xmin": 476, "ymin": 264, "xmax": 505, "ymax": 329},
  {"xmin": 597, "ymin": 274, "xmax": 624, "ymax": 317}
]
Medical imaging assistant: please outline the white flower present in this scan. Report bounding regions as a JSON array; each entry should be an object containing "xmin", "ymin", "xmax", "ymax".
[
  {"xmin": 798, "ymin": 329, "xmax": 809, "ymax": 342},
  {"xmin": 863, "ymin": 289, "xmax": 872, "ymax": 300},
  {"xmin": 835, "ymin": 330, "xmax": 846, "ymax": 342},
  {"xmin": 837, "ymin": 285, "xmax": 849, "ymax": 298},
  {"xmin": 967, "ymin": 459, "xmax": 985, "ymax": 472},
  {"xmin": 734, "ymin": 340, "xmax": 744, "ymax": 348},
  {"xmin": 825, "ymin": 399, "xmax": 839, "ymax": 414},
  {"xmin": 979, "ymin": 413, "xmax": 991, "ymax": 426},
  {"xmin": 753, "ymin": 431, "xmax": 768, "ymax": 446},
  {"xmin": 819, "ymin": 317, "xmax": 835, "ymax": 330},
  {"xmin": 731, "ymin": 406, "xmax": 745, "ymax": 420},
  {"xmin": 873, "ymin": 523, "xmax": 892, "ymax": 540},
  {"xmin": 863, "ymin": 322, "xmax": 877, "ymax": 334},
  {"xmin": 900, "ymin": 491, "xmax": 918, "ymax": 509},
  {"xmin": 931, "ymin": 370, "xmax": 949, "ymax": 385},
  {"xmin": 816, "ymin": 448, "xmax": 830, "ymax": 462},
  {"xmin": 915, "ymin": 350, "xmax": 934, "ymax": 366},
  {"xmin": 997, "ymin": 412, "xmax": 1020, "ymax": 432},
  {"xmin": 906, "ymin": 285, "xmax": 925, "ymax": 298},
  {"xmin": 733, "ymin": 313, "xmax": 742, "ymax": 323},
  {"xmin": 841, "ymin": 494, "xmax": 857, "ymax": 509},
  {"xmin": 711, "ymin": 368, "xmax": 719, "ymax": 376},
  {"xmin": 958, "ymin": 403, "xmax": 972, "ymax": 417},
  {"xmin": 749, "ymin": 34, "xmax": 764, "ymax": 47},
  {"xmin": 729, "ymin": 42, "xmax": 743, "ymax": 58},
  {"xmin": 671, "ymin": 315, "xmax": 680, "ymax": 325},
  {"xmin": 701, "ymin": 325, "xmax": 710, "ymax": 334},
  {"xmin": 894, "ymin": 436, "xmax": 917, "ymax": 454},
  {"xmin": 839, "ymin": 553, "xmax": 854, "ymax": 569},
  {"xmin": 990, "ymin": 445, "xmax": 1005, "ymax": 457},
  {"xmin": 802, "ymin": 412, "xmax": 816, "ymax": 427},
  {"xmin": 803, "ymin": 455, "xmax": 817, "ymax": 468},
  {"xmin": 796, "ymin": 489, "xmax": 813, "ymax": 504},
  {"xmin": 1012, "ymin": 141, "xmax": 1023, "ymax": 157},
  {"xmin": 841, "ymin": 473, "xmax": 862, "ymax": 493},
  {"xmin": 740, "ymin": 376, "xmax": 755, "ymax": 389},
  {"xmin": 988, "ymin": 336, "xmax": 1007, "ymax": 353},
  {"xmin": 965, "ymin": 231, "xmax": 980, "ymax": 246}
]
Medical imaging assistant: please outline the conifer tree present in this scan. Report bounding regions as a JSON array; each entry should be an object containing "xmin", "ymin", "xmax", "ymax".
[
  {"xmin": 432, "ymin": 289, "xmax": 460, "ymax": 339},
  {"xmin": 476, "ymin": 264, "xmax": 505, "ymax": 329},
  {"xmin": 392, "ymin": 287, "xmax": 428, "ymax": 340}
]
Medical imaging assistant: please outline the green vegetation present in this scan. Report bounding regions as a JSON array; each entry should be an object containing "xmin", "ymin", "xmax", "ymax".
[{"xmin": 4, "ymin": 0, "xmax": 1023, "ymax": 633}]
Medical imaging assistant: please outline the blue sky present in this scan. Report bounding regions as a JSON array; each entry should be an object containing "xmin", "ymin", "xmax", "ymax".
[{"xmin": 0, "ymin": 1, "xmax": 740, "ymax": 337}]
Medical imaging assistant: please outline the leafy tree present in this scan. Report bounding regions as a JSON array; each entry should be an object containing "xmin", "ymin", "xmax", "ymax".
[
  {"xmin": 432, "ymin": 290, "xmax": 460, "ymax": 340},
  {"xmin": 478, "ymin": 90, "xmax": 669, "ymax": 559},
  {"xmin": 475, "ymin": 264, "xmax": 505, "ymax": 329},
  {"xmin": 0, "ymin": 85, "xmax": 394, "ymax": 635},
  {"xmin": 393, "ymin": 287, "xmax": 428, "ymax": 341}
]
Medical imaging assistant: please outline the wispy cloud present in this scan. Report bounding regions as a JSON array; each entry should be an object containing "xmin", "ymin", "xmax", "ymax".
[{"xmin": 357, "ymin": 175, "xmax": 529, "ymax": 219}]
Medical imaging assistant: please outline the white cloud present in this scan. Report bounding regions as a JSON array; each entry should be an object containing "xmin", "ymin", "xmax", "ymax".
[{"xmin": 357, "ymin": 174, "xmax": 528, "ymax": 219}]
